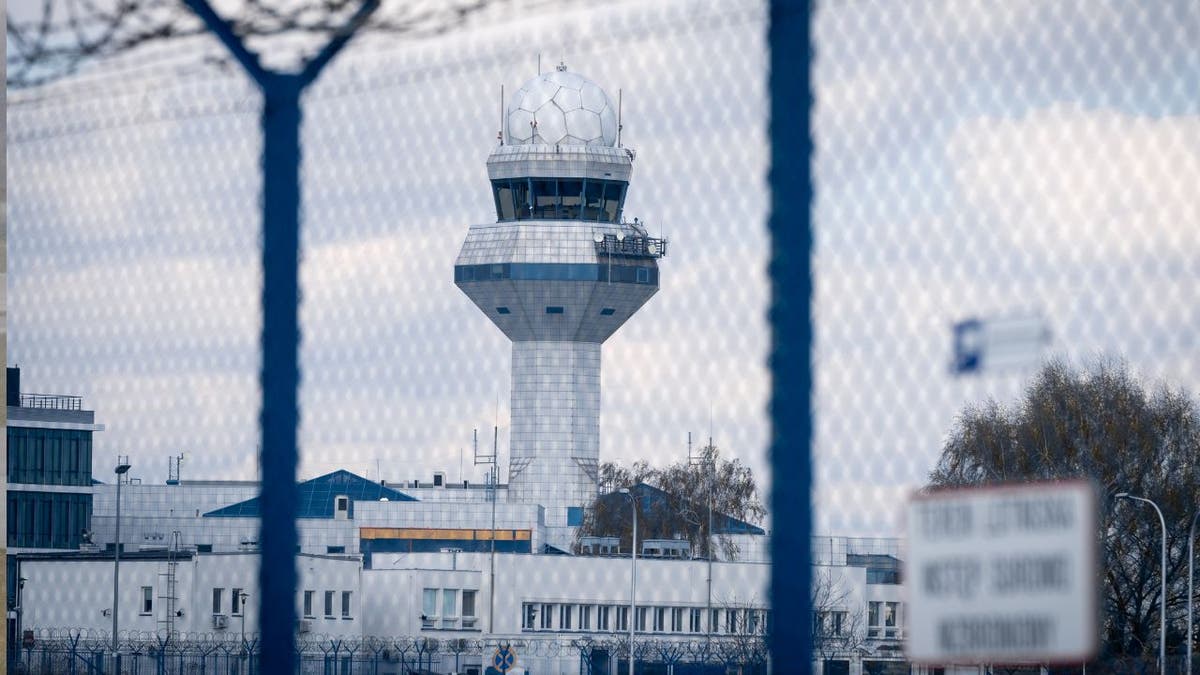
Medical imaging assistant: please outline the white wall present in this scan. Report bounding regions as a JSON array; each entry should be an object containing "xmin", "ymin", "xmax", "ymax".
[{"xmin": 17, "ymin": 552, "xmax": 362, "ymax": 639}]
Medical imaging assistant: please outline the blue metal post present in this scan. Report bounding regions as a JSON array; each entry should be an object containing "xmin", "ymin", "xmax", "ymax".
[
  {"xmin": 179, "ymin": 1, "xmax": 378, "ymax": 671},
  {"xmin": 768, "ymin": 1, "xmax": 813, "ymax": 672},
  {"xmin": 258, "ymin": 73, "xmax": 303, "ymax": 671}
]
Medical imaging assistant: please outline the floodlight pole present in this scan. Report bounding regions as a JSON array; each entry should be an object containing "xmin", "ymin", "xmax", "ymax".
[
  {"xmin": 1187, "ymin": 508, "xmax": 1198, "ymax": 675},
  {"xmin": 620, "ymin": 488, "xmax": 637, "ymax": 675},
  {"xmin": 1116, "ymin": 492, "xmax": 1167, "ymax": 675},
  {"xmin": 179, "ymin": 1, "xmax": 379, "ymax": 669},
  {"xmin": 111, "ymin": 460, "xmax": 131, "ymax": 656}
]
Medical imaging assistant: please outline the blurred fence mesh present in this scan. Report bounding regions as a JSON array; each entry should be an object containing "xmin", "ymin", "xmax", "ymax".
[{"xmin": 6, "ymin": 0, "xmax": 1200, "ymax": 670}]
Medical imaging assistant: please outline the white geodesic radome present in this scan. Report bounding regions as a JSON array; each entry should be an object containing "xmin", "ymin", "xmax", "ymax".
[{"xmin": 506, "ymin": 66, "xmax": 619, "ymax": 147}]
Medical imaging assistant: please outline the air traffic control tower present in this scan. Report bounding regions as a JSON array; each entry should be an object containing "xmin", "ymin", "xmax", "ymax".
[{"xmin": 455, "ymin": 65, "xmax": 666, "ymax": 549}]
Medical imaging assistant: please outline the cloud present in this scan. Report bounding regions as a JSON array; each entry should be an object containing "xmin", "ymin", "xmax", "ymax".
[{"xmin": 948, "ymin": 105, "xmax": 1200, "ymax": 261}]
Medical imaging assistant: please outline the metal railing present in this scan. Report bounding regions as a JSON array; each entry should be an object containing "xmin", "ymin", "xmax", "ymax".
[
  {"xmin": 594, "ymin": 233, "xmax": 668, "ymax": 258},
  {"xmin": 18, "ymin": 393, "xmax": 83, "ymax": 411}
]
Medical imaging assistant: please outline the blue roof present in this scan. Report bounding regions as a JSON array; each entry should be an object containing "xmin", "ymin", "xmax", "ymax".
[
  {"xmin": 204, "ymin": 470, "xmax": 416, "ymax": 519},
  {"xmin": 598, "ymin": 482, "xmax": 766, "ymax": 535}
]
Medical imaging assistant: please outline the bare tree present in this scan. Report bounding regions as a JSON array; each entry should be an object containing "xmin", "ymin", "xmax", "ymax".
[
  {"xmin": 579, "ymin": 443, "xmax": 766, "ymax": 561},
  {"xmin": 928, "ymin": 358, "xmax": 1200, "ymax": 661},
  {"xmin": 5, "ymin": 0, "xmax": 514, "ymax": 87},
  {"xmin": 810, "ymin": 567, "xmax": 866, "ymax": 664}
]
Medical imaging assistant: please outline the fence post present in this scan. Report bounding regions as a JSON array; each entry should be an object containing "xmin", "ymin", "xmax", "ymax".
[{"xmin": 767, "ymin": 0, "xmax": 814, "ymax": 673}]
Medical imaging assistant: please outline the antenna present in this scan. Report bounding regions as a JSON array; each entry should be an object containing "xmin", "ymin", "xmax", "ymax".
[
  {"xmin": 537, "ymin": 53, "xmax": 542, "ymax": 75},
  {"xmin": 499, "ymin": 84, "xmax": 505, "ymax": 146},
  {"xmin": 617, "ymin": 88, "xmax": 623, "ymax": 147}
]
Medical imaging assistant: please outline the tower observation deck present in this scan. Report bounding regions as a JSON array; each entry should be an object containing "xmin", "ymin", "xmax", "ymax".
[{"xmin": 455, "ymin": 65, "xmax": 665, "ymax": 549}]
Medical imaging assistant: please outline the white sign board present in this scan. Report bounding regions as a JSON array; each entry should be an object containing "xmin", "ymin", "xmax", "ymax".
[{"xmin": 906, "ymin": 481, "xmax": 1097, "ymax": 664}]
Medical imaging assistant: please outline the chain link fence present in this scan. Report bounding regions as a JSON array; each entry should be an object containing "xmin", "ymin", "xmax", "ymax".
[{"xmin": 6, "ymin": 0, "xmax": 1200, "ymax": 672}]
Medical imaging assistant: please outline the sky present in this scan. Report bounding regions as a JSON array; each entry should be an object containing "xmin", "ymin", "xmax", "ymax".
[{"xmin": 7, "ymin": 0, "xmax": 1199, "ymax": 537}]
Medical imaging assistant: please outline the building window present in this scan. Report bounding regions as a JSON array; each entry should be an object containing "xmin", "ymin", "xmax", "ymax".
[
  {"xmin": 749, "ymin": 609, "xmax": 763, "ymax": 635},
  {"xmin": 442, "ymin": 589, "xmax": 457, "ymax": 629},
  {"xmin": 671, "ymin": 608, "xmax": 684, "ymax": 632},
  {"xmin": 600, "ymin": 308, "xmax": 616, "ymax": 316},
  {"xmin": 884, "ymin": 602, "xmax": 899, "ymax": 638},
  {"xmin": 711, "ymin": 609, "xmax": 721, "ymax": 634},
  {"xmin": 636, "ymin": 607, "xmax": 648, "ymax": 632},
  {"xmin": 325, "ymin": 591, "xmax": 335, "ymax": 618},
  {"xmin": 341, "ymin": 591, "xmax": 352, "ymax": 619},
  {"xmin": 423, "ymin": 589, "xmax": 437, "ymax": 629},
  {"xmin": 462, "ymin": 590, "xmax": 477, "ymax": 629},
  {"xmin": 303, "ymin": 591, "xmax": 314, "ymax": 618},
  {"xmin": 616, "ymin": 606, "xmax": 628, "ymax": 632},
  {"xmin": 545, "ymin": 306, "xmax": 564, "ymax": 315},
  {"xmin": 212, "ymin": 588, "xmax": 223, "ymax": 615},
  {"xmin": 556, "ymin": 605, "xmax": 570, "ymax": 630},
  {"xmin": 652, "ymin": 607, "xmax": 665, "ymax": 632},
  {"xmin": 726, "ymin": 609, "xmax": 739, "ymax": 634},
  {"xmin": 580, "ymin": 605, "xmax": 591, "ymax": 631},
  {"xmin": 232, "ymin": 588, "xmax": 244, "ymax": 616},
  {"xmin": 496, "ymin": 307, "xmax": 511, "ymax": 315},
  {"xmin": 637, "ymin": 267, "xmax": 650, "ymax": 283},
  {"xmin": 689, "ymin": 608, "xmax": 703, "ymax": 633},
  {"xmin": 540, "ymin": 603, "xmax": 554, "ymax": 630},
  {"xmin": 522, "ymin": 603, "xmax": 537, "ymax": 631},
  {"xmin": 196, "ymin": 544, "xmax": 213, "ymax": 553},
  {"xmin": 326, "ymin": 545, "xmax": 345, "ymax": 554},
  {"xmin": 598, "ymin": 605, "xmax": 610, "ymax": 632},
  {"xmin": 567, "ymin": 506, "xmax": 584, "ymax": 526},
  {"xmin": 140, "ymin": 587, "xmax": 153, "ymax": 615}
]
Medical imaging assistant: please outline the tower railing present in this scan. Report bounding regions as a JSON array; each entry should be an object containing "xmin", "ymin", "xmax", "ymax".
[{"xmin": 594, "ymin": 234, "xmax": 667, "ymax": 258}]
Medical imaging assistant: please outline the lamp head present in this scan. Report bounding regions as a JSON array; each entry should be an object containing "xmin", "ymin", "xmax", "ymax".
[
  {"xmin": 115, "ymin": 463, "xmax": 131, "ymax": 475},
  {"xmin": 1114, "ymin": 492, "xmax": 1130, "ymax": 499}
]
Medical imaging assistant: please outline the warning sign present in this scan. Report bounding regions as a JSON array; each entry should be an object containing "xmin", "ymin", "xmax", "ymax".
[{"xmin": 906, "ymin": 481, "xmax": 1098, "ymax": 664}]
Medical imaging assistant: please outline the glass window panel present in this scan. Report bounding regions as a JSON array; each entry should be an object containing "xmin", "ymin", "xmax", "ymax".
[
  {"xmin": 494, "ymin": 181, "xmax": 516, "ymax": 221},
  {"xmin": 583, "ymin": 180, "xmax": 605, "ymax": 221},
  {"xmin": 462, "ymin": 590, "xmax": 476, "ymax": 617},
  {"xmin": 601, "ymin": 181, "xmax": 625, "ymax": 223},
  {"xmin": 422, "ymin": 588, "xmax": 437, "ymax": 616},
  {"xmin": 559, "ymin": 179, "xmax": 583, "ymax": 219},
  {"xmin": 142, "ymin": 587, "xmax": 153, "ymax": 614},
  {"xmin": 443, "ymin": 589, "xmax": 457, "ymax": 617},
  {"xmin": 325, "ymin": 591, "xmax": 334, "ymax": 617},
  {"xmin": 341, "ymin": 591, "xmax": 352, "ymax": 618},
  {"xmin": 213, "ymin": 588, "xmax": 224, "ymax": 614},
  {"xmin": 512, "ymin": 179, "xmax": 530, "ymax": 220},
  {"xmin": 532, "ymin": 179, "xmax": 558, "ymax": 218},
  {"xmin": 303, "ymin": 590, "xmax": 313, "ymax": 617}
]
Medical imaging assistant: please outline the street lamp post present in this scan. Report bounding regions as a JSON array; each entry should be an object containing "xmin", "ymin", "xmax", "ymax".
[
  {"xmin": 1187, "ymin": 508, "xmax": 1199, "ymax": 675},
  {"xmin": 619, "ymin": 488, "xmax": 638, "ymax": 675},
  {"xmin": 112, "ymin": 458, "xmax": 132, "ymax": 656},
  {"xmin": 239, "ymin": 589, "xmax": 251, "ymax": 673},
  {"xmin": 239, "ymin": 590, "xmax": 249, "ymax": 647},
  {"xmin": 1116, "ymin": 492, "xmax": 1167, "ymax": 675}
]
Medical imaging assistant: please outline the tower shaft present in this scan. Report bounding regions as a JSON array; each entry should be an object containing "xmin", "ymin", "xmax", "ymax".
[{"xmin": 508, "ymin": 341, "xmax": 601, "ymax": 540}]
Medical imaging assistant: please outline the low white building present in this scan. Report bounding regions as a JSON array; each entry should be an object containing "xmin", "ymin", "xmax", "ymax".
[{"xmin": 16, "ymin": 551, "xmax": 362, "ymax": 640}]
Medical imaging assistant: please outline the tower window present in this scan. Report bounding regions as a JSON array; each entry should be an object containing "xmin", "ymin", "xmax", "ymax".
[
  {"xmin": 637, "ymin": 268, "xmax": 650, "ymax": 283},
  {"xmin": 600, "ymin": 308, "xmax": 615, "ymax": 316},
  {"xmin": 546, "ymin": 306, "xmax": 564, "ymax": 315},
  {"xmin": 496, "ymin": 307, "xmax": 511, "ymax": 315}
]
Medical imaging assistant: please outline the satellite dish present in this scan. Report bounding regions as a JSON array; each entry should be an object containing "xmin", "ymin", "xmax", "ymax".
[
  {"xmin": 616, "ymin": 232, "xmax": 626, "ymax": 242},
  {"xmin": 593, "ymin": 233, "xmax": 604, "ymax": 243}
]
